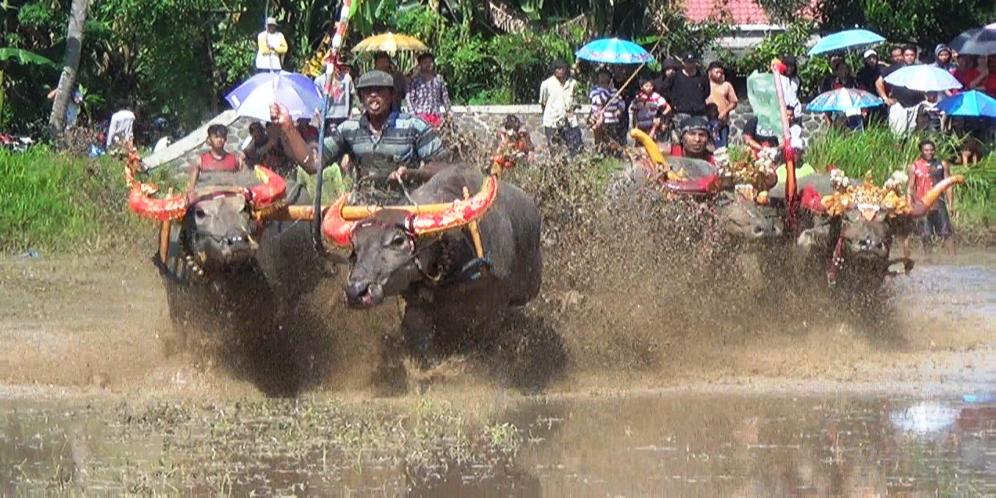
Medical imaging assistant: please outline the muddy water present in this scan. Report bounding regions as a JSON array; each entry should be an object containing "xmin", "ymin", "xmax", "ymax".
[
  {"xmin": 1, "ymin": 393, "xmax": 993, "ymax": 496},
  {"xmin": 0, "ymin": 253, "xmax": 994, "ymax": 496}
]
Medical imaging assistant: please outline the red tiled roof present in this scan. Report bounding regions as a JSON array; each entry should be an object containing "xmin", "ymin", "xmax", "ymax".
[{"xmin": 684, "ymin": 0, "xmax": 771, "ymax": 25}]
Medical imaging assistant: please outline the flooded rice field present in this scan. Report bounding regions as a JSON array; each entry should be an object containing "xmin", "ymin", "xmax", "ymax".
[
  {"xmin": 0, "ymin": 250, "xmax": 993, "ymax": 495},
  {"xmin": 1, "ymin": 393, "xmax": 993, "ymax": 495}
]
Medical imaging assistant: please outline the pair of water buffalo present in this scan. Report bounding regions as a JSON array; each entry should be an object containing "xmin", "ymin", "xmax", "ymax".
[
  {"xmin": 619, "ymin": 130, "xmax": 962, "ymax": 295},
  {"xmin": 125, "ymin": 151, "xmax": 541, "ymax": 386}
]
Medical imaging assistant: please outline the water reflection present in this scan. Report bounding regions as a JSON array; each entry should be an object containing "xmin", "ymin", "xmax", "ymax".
[{"xmin": 0, "ymin": 394, "xmax": 992, "ymax": 496}]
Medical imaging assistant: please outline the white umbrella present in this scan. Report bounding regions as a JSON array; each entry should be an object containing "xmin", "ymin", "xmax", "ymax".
[{"xmin": 884, "ymin": 64, "xmax": 963, "ymax": 92}]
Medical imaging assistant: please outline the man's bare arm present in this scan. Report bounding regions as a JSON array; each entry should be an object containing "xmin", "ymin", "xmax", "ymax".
[{"xmin": 270, "ymin": 104, "xmax": 317, "ymax": 173}]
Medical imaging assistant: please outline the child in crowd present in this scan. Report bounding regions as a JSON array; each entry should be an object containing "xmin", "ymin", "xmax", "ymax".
[
  {"xmin": 496, "ymin": 114, "xmax": 534, "ymax": 164},
  {"xmin": 629, "ymin": 77, "xmax": 670, "ymax": 146}
]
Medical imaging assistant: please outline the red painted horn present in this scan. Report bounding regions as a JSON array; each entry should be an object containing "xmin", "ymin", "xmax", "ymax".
[
  {"xmin": 246, "ymin": 166, "xmax": 286, "ymax": 210},
  {"xmin": 321, "ymin": 194, "xmax": 357, "ymax": 247},
  {"xmin": 408, "ymin": 174, "xmax": 499, "ymax": 236}
]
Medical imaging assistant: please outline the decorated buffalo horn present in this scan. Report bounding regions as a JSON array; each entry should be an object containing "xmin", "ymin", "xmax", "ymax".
[
  {"xmin": 247, "ymin": 166, "xmax": 287, "ymax": 210},
  {"xmin": 321, "ymin": 194, "xmax": 358, "ymax": 247},
  {"xmin": 128, "ymin": 189, "xmax": 189, "ymax": 222},
  {"xmin": 408, "ymin": 174, "xmax": 499, "ymax": 236},
  {"xmin": 909, "ymin": 175, "xmax": 964, "ymax": 217},
  {"xmin": 629, "ymin": 128, "xmax": 668, "ymax": 167}
]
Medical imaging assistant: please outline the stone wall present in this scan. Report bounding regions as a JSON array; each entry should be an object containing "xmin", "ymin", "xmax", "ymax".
[{"xmin": 143, "ymin": 104, "xmax": 828, "ymax": 171}]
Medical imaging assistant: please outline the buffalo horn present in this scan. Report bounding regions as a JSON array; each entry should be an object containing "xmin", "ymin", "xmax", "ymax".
[
  {"xmin": 409, "ymin": 174, "xmax": 500, "ymax": 236},
  {"xmin": 629, "ymin": 128, "xmax": 669, "ymax": 167},
  {"xmin": 909, "ymin": 175, "xmax": 965, "ymax": 217}
]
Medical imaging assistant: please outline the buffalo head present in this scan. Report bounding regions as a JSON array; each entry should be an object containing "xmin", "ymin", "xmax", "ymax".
[
  {"xmin": 124, "ymin": 159, "xmax": 287, "ymax": 273},
  {"xmin": 800, "ymin": 174, "xmax": 964, "ymax": 261},
  {"xmin": 344, "ymin": 210, "xmax": 422, "ymax": 308},
  {"xmin": 321, "ymin": 174, "xmax": 500, "ymax": 309},
  {"xmin": 714, "ymin": 191, "xmax": 784, "ymax": 241},
  {"xmin": 183, "ymin": 188, "xmax": 258, "ymax": 270}
]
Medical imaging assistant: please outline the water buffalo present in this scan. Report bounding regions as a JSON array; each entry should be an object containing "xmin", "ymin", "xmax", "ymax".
[
  {"xmin": 618, "ymin": 131, "xmax": 784, "ymax": 244},
  {"xmin": 125, "ymin": 159, "xmax": 290, "ymax": 346},
  {"xmin": 321, "ymin": 166, "xmax": 542, "ymax": 380},
  {"xmin": 795, "ymin": 171, "xmax": 964, "ymax": 291}
]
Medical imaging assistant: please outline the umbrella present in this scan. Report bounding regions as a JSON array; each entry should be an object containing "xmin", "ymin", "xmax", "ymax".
[
  {"xmin": 883, "ymin": 64, "xmax": 962, "ymax": 92},
  {"xmin": 352, "ymin": 32, "xmax": 428, "ymax": 55},
  {"xmin": 936, "ymin": 90, "xmax": 996, "ymax": 118},
  {"xmin": 225, "ymin": 71, "xmax": 323, "ymax": 121},
  {"xmin": 807, "ymin": 29, "xmax": 885, "ymax": 56},
  {"xmin": 806, "ymin": 87, "xmax": 883, "ymax": 112},
  {"xmin": 575, "ymin": 38, "xmax": 655, "ymax": 64},
  {"xmin": 949, "ymin": 23, "xmax": 996, "ymax": 55}
]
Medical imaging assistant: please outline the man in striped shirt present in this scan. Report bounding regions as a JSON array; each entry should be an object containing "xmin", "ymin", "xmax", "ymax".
[
  {"xmin": 589, "ymin": 67, "xmax": 627, "ymax": 153},
  {"xmin": 273, "ymin": 70, "xmax": 443, "ymax": 205}
]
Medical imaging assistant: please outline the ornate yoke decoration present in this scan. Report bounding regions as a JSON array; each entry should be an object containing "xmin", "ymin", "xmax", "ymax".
[
  {"xmin": 821, "ymin": 170, "xmax": 911, "ymax": 219},
  {"xmin": 714, "ymin": 147, "xmax": 778, "ymax": 203}
]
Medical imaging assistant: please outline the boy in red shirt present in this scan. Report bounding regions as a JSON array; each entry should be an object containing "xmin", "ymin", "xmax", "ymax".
[{"xmin": 189, "ymin": 124, "xmax": 245, "ymax": 189}]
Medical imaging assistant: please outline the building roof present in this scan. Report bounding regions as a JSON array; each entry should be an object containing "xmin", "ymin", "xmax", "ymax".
[{"xmin": 685, "ymin": 0, "xmax": 771, "ymax": 25}]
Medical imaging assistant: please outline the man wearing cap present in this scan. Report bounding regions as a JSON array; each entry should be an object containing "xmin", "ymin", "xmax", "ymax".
[
  {"xmin": 272, "ymin": 70, "xmax": 443, "ymax": 205},
  {"xmin": 256, "ymin": 17, "xmax": 288, "ymax": 72},
  {"xmin": 659, "ymin": 52, "xmax": 710, "ymax": 142},
  {"xmin": 669, "ymin": 116, "xmax": 713, "ymax": 163}
]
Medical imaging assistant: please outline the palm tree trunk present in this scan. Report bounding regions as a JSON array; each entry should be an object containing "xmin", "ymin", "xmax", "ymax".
[{"xmin": 48, "ymin": 0, "xmax": 90, "ymax": 138}]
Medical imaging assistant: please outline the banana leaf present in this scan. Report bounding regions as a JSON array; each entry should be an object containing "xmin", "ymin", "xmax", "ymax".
[{"xmin": 0, "ymin": 48, "xmax": 58, "ymax": 67}]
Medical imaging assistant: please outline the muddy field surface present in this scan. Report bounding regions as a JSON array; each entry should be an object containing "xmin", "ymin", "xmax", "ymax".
[{"xmin": 0, "ymin": 250, "xmax": 993, "ymax": 495}]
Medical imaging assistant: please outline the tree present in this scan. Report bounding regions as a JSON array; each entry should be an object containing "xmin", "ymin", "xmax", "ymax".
[{"xmin": 48, "ymin": 0, "xmax": 89, "ymax": 138}]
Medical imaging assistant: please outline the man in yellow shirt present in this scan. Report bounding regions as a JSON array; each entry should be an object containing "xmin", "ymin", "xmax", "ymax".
[{"xmin": 255, "ymin": 17, "xmax": 288, "ymax": 72}]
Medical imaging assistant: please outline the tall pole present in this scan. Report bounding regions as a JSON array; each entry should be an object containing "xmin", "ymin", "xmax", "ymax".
[
  {"xmin": 313, "ymin": 0, "xmax": 356, "ymax": 253},
  {"xmin": 771, "ymin": 58, "xmax": 797, "ymax": 234}
]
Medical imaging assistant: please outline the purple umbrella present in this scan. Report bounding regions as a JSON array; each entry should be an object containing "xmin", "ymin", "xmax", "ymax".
[{"xmin": 225, "ymin": 71, "xmax": 322, "ymax": 121}]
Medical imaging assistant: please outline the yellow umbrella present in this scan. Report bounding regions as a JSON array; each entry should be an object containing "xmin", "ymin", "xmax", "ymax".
[{"xmin": 352, "ymin": 32, "xmax": 428, "ymax": 55}]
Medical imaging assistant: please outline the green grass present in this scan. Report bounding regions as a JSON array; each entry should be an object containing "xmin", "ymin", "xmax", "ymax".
[
  {"xmin": 803, "ymin": 125, "xmax": 995, "ymax": 239},
  {"xmin": 0, "ymin": 147, "xmax": 151, "ymax": 253}
]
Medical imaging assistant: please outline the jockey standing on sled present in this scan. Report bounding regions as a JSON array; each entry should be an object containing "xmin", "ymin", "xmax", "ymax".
[{"xmin": 272, "ymin": 70, "xmax": 443, "ymax": 205}]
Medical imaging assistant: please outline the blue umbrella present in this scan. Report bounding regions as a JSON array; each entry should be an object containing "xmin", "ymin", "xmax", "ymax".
[
  {"xmin": 808, "ymin": 29, "xmax": 885, "ymax": 56},
  {"xmin": 937, "ymin": 90, "xmax": 996, "ymax": 118},
  {"xmin": 806, "ymin": 88, "xmax": 883, "ymax": 113},
  {"xmin": 225, "ymin": 71, "xmax": 323, "ymax": 121},
  {"xmin": 576, "ymin": 38, "xmax": 655, "ymax": 64}
]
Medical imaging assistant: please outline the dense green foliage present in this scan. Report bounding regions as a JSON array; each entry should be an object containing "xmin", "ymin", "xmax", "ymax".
[{"xmin": 0, "ymin": 148, "xmax": 149, "ymax": 252}]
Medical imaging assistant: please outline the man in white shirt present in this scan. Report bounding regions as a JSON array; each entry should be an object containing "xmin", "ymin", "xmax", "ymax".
[
  {"xmin": 539, "ymin": 61, "xmax": 582, "ymax": 156},
  {"xmin": 106, "ymin": 109, "xmax": 135, "ymax": 149},
  {"xmin": 776, "ymin": 55, "xmax": 801, "ymax": 109},
  {"xmin": 255, "ymin": 17, "xmax": 288, "ymax": 72}
]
